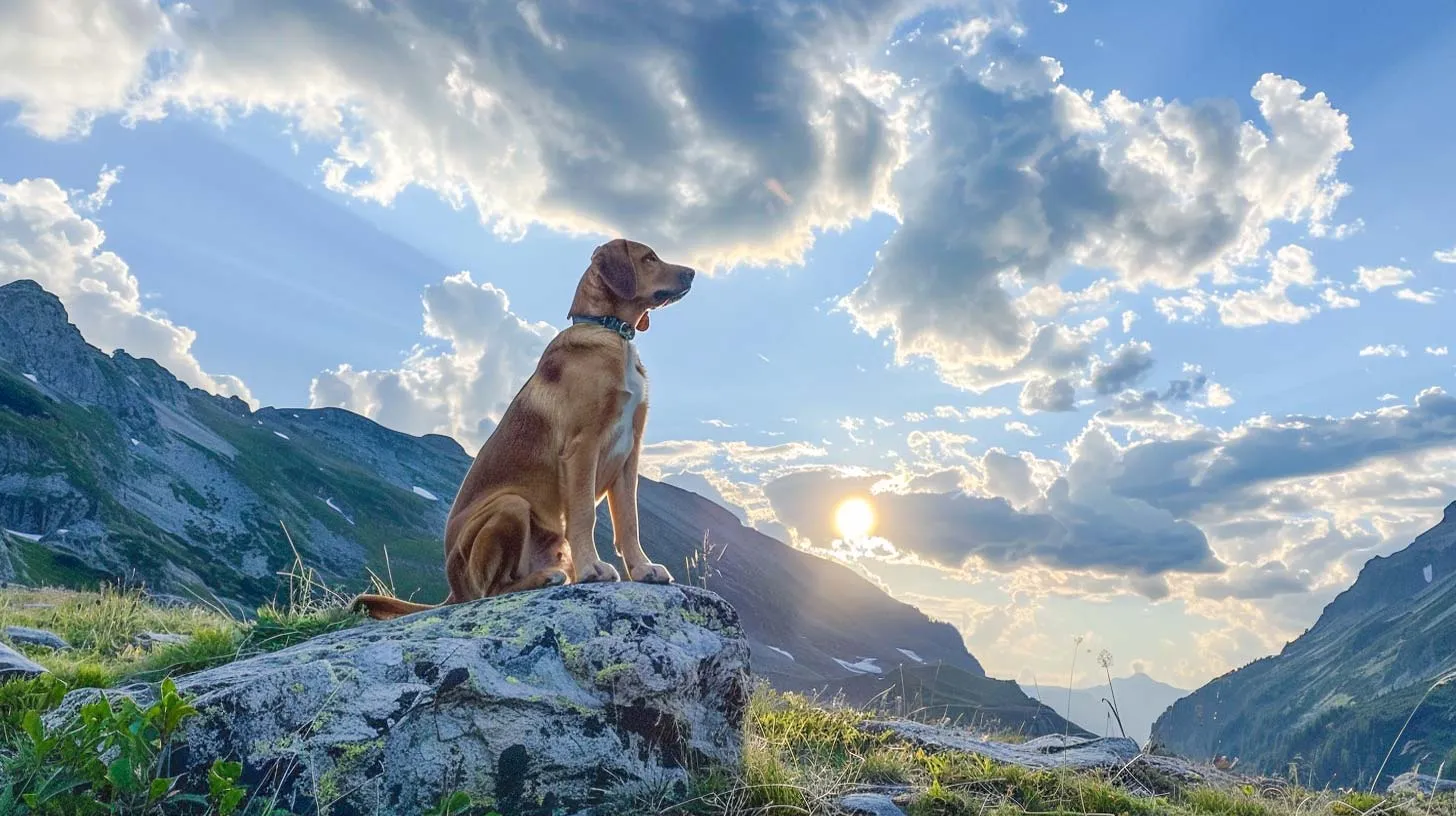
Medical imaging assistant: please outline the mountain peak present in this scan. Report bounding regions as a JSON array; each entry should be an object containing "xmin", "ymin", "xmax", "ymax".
[{"xmin": 1445, "ymin": 500, "xmax": 1456, "ymax": 524}]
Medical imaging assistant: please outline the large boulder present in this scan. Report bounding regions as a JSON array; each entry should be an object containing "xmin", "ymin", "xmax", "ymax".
[{"xmin": 47, "ymin": 583, "xmax": 750, "ymax": 816}]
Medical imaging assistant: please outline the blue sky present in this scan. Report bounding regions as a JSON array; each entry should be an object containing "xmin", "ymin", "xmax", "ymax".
[{"xmin": 2, "ymin": 0, "xmax": 1455, "ymax": 688}]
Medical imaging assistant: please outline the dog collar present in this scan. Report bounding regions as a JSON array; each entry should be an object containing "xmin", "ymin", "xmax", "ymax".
[{"xmin": 569, "ymin": 314, "xmax": 636, "ymax": 340}]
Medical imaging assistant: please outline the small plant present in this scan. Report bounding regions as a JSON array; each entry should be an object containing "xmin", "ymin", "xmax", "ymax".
[{"xmin": 682, "ymin": 530, "xmax": 726, "ymax": 590}]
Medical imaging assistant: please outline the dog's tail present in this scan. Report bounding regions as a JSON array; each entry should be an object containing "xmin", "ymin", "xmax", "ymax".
[{"xmin": 349, "ymin": 593, "xmax": 440, "ymax": 620}]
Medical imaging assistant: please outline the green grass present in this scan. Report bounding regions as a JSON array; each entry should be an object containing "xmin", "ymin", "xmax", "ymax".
[{"xmin": 651, "ymin": 686, "xmax": 1440, "ymax": 816}]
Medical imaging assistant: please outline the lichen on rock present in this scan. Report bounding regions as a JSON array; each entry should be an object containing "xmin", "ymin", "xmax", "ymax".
[{"xmin": 45, "ymin": 583, "xmax": 751, "ymax": 815}]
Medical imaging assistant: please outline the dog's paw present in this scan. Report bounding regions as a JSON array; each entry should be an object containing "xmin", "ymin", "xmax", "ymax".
[
  {"xmin": 629, "ymin": 562, "xmax": 674, "ymax": 584},
  {"xmin": 576, "ymin": 560, "xmax": 621, "ymax": 583}
]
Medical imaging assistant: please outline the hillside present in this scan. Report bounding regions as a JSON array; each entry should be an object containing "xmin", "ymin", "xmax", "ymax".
[
  {"xmin": 0, "ymin": 278, "xmax": 1015, "ymax": 705},
  {"xmin": 1152, "ymin": 502, "xmax": 1456, "ymax": 788},
  {"xmin": 1020, "ymin": 673, "xmax": 1189, "ymax": 745}
]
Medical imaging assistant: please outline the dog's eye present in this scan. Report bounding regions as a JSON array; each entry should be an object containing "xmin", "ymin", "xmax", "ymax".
[{"xmin": 644, "ymin": 253, "xmax": 657, "ymax": 263}]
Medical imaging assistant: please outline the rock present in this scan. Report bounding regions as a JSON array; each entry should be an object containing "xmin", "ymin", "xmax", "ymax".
[
  {"xmin": 0, "ymin": 642, "xmax": 47, "ymax": 679},
  {"xmin": 1388, "ymin": 771, "xmax": 1456, "ymax": 796},
  {"xmin": 860, "ymin": 721, "xmax": 1142, "ymax": 770},
  {"xmin": 48, "ymin": 583, "xmax": 749, "ymax": 816},
  {"xmin": 856, "ymin": 720, "xmax": 1239, "ymax": 796},
  {"xmin": 839, "ymin": 792, "xmax": 906, "ymax": 815},
  {"xmin": 133, "ymin": 631, "xmax": 191, "ymax": 650},
  {"xmin": 4, "ymin": 625, "xmax": 70, "ymax": 651}
]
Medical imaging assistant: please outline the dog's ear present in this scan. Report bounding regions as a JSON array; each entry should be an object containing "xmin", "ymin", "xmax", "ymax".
[
  {"xmin": 635, "ymin": 312, "xmax": 650, "ymax": 333},
  {"xmin": 593, "ymin": 239, "xmax": 637, "ymax": 300}
]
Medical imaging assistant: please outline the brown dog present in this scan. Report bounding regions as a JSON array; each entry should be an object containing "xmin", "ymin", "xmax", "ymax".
[{"xmin": 351, "ymin": 239, "xmax": 695, "ymax": 620}]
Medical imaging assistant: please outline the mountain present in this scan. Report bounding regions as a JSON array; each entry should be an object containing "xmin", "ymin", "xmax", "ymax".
[
  {"xmin": 1152, "ymin": 503, "xmax": 1456, "ymax": 789},
  {"xmin": 0, "ymin": 279, "xmax": 1078, "ymax": 726},
  {"xmin": 1019, "ymin": 673, "xmax": 1189, "ymax": 745}
]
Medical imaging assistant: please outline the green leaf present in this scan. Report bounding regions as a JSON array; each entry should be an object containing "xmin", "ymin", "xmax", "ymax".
[{"xmin": 106, "ymin": 756, "xmax": 136, "ymax": 792}]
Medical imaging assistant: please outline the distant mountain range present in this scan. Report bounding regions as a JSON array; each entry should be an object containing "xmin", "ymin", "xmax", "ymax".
[
  {"xmin": 1019, "ymin": 672, "xmax": 1189, "ymax": 746},
  {"xmin": 1153, "ymin": 502, "xmax": 1456, "ymax": 789},
  {"xmin": 0, "ymin": 278, "xmax": 1079, "ymax": 736}
]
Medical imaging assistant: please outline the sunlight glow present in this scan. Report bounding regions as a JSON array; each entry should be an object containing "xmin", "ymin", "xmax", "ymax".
[{"xmin": 834, "ymin": 497, "xmax": 876, "ymax": 541}]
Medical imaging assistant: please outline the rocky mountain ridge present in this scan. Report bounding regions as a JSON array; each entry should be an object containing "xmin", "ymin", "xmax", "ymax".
[{"xmin": 1152, "ymin": 502, "xmax": 1456, "ymax": 787}]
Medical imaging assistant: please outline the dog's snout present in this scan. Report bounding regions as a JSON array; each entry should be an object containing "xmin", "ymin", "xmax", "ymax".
[{"xmin": 678, "ymin": 268, "xmax": 695, "ymax": 288}]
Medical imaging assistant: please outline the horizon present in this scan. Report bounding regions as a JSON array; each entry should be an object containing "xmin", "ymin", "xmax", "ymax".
[{"xmin": 2, "ymin": 0, "xmax": 1455, "ymax": 692}]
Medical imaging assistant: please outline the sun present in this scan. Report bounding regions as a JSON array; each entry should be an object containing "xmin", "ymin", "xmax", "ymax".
[{"xmin": 834, "ymin": 497, "xmax": 876, "ymax": 541}]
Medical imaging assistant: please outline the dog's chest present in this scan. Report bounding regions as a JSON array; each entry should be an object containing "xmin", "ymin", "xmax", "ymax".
[{"xmin": 601, "ymin": 349, "xmax": 647, "ymax": 467}]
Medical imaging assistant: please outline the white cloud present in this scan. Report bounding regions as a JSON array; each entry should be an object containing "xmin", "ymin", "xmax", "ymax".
[
  {"xmin": 1395, "ymin": 288, "xmax": 1441, "ymax": 305},
  {"xmin": 1355, "ymin": 265, "xmax": 1413, "ymax": 292},
  {"xmin": 1434, "ymin": 246, "xmax": 1456, "ymax": 264},
  {"xmin": 1004, "ymin": 420, "xmax": 1040, "ymax": 437},
  {"xmin": 0, "ymin": 0, "xmax": 919, "ymax": 272},
  {"xmin": 1320, "ymin": 287, "xmax": 1360, "ymax": 309},
  {"xmin": 0, "ymin": 171, "xmax": 252, "ymax": 404},
  {"xmin": 1204, "ymin": 382, "xmax": 1235, "ymax": 408},
  {"xmin": 1211, "ymin": 245, "xmax": 1320, "ymax": 327},
  {"xmin": 0, "ymin": 0, "xmax": 169, "ymax": 139},
  {"xmin": 310, "ymin": 271, "xmax": 554, "ymax": 449},
  {"xmin": 1428, "ymin": 346, "xmax": 1450, "ymax": 357},
  {"xmin": 842, "ymin": 46, "xmax": 1353, "ymax": 391},
  {"xmin": 1358, "ymin": 344, "xmax": 1408, "ymax": 358},
  {"xmin": 1051, "ymin": 1, "xmax": 1069, "ymax": 13},
  {"xmin": 1121, "ymin": 310, "xmax": 1137, "ymax": 333}
]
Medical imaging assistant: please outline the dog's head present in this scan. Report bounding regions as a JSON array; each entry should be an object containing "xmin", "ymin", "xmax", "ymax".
[{"xmin": 579, "ymin": 238, "xmax": 695, "ymax": 333}]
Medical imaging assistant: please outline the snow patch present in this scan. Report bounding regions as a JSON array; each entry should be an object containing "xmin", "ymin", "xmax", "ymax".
[
  {"xmin": 130, "ymin": 438, "xmax": 140, "ymax": 446},
  {"xmin": 292, "ymin": 414, "xmax": 300, "ymax": 419},
  {"xmin": 322, "ymin": 496, "xmax": 356, "ymax": 526},
  {"xmin": 3, "ymin": 528, "xmax": 43, "ymax": 542},
  {"xmin": 1425, "ymin": 564, "xmax": 1434, "ymax": 583},
  {"xmin": 127, "ymin": 376, "xmax": 140, "ymax": 387},
  {"xmin": 412, "ymin": 485, "xmax": 439, "ymax": 501},
  {"xmin": 22, "ymin": 373, "xmax": 38, "ymax": 383},
  {"xmin": 766, "ymin": 646, "xmax": 795, "ymax": 661},
  {"xmin": 834, "ymin": 657, "xmax": 883, "ymax": 675},
  {"xmin": 897, "ymin": 648, "xmax": 926, "ymax": 663},
  {"xmin": 274, "ymin": 431, "xmax": 290, "ymax": 440}
]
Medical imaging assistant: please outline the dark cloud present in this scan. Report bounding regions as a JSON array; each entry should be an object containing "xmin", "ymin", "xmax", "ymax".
[
  {"xmin": 1115, "ymin": 387, "xmax": 1456, "ymax": 515},
  {"xmin": 1194, "ymin": 562, "xmax": 1312, "ymax": 601},
  {"xmin": 2, "ymin": 0, "xmax": 925, "ymax": 267},
  {"xmin": 1090, "ymin": 341, "xmax": 1154, "ymax": 395},
  {"xmin": 1020, "ymin": 376, "xmax": 1077, "ymax": 413},
  {"xmin": 763, "ymin": 467, "xmax": 1222, "ymax": 578}
]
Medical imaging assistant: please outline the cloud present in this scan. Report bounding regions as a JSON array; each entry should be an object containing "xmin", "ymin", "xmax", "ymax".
[
  {"xmin": 1359, "ymin": 344, "xmax": 1408, "ymax": 358},
  {"xmin": 1108, "ymin": 386, "xmax": 1456, "ymax": 517},
  {"xmin": 1121, "ymin": 310, "xmax": 1137, "ymax": 333},
  {"xmin": 840, "ymin": 26, "xmax": 1352, "ymax": 392},
  {"xmin": 1210, "ymin": 244, "xmax": 1320, "ymax": 327},
  {"xmin": 1194, "ymin": 561, "xmax": 1312, "ymax": 601},
  {"xmin": 1020, "ymin": 376, "xmax": 1077, "ymax": 413},
  {"xmin": 1434, "ymin": 246, "xmax": 1456, "ymax": 264},
  {"xmin": 1395, "ymin": 288, "xmax": 1441, "ymax": 305},
  {"xmin": 1428, "ymin": 346, "xmax": 1450, "ymax": 357},
  {"xmin": 762, "ymin": 458, "xmax": 1223, "ymax": 579},
  {"xmin": 1004, "ymin": 420, "xmax": 1040, "ymax": 437},
  {"xmin": 0, "ymin": 171, "xmax": 252, "ymax": 403},
  {"xmin": 0, "ymin": 0, "xmax": 168, "ymax": 138},
  {"xmin": 0, "ymin": 0, "xmax": 924, "ymax": 271},
  {"xmin": 1320, "ymin": 287, "xmax": 1360, "ymax": 309},
  {"xmin": 1090, "ymin": 340, "xmax": 1154, "ymax": 395},
  {"xmin": 1355, "ymin": 265, "xmax": 1413, "ymax": 292},
  {"xmin": 309, "ymin": 271, "xmax": 554, "ymax": 449}
]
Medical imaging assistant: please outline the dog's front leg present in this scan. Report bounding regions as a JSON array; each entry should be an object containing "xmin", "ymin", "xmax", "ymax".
[
  {"xmin": 607, "ymin": 435, "xmax": 673, "ymax": 584},
  {"xmin": 562, "ymin": 436, "xmax": 619, "ymax": 584}
]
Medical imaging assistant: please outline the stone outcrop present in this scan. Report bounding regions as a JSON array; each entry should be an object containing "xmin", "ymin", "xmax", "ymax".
[{"xmin": 47, "ymin": 583, "xmax": 750, "ymax": 816}]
